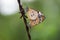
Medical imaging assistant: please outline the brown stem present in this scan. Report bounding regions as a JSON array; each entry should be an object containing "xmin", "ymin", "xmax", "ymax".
[{"xmin": 17, "ymin": 0, "xmax": 31, "ymax": 40}]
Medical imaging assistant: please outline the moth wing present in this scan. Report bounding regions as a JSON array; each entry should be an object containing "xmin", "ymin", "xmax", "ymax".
[
  {"xmin": 29, "ymin": 18, "xmax": 40, "ymax": 27},
  {"xmin": 27, "ymin": 8, "xmax": 38, "ymax": 20},
  {"xmin": 38, "ymin": 11, "xmax": 45, "ymax": 22}
]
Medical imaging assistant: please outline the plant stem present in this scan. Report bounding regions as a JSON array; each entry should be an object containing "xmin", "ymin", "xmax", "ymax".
[{"xmin": 17, "ymin": 0, "xmax": 31, "ymax": 40}]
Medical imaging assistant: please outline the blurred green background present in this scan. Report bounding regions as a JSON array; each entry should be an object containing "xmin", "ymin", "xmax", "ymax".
[{"xmin": 0, "ymin": 0, "xmax": 60, "ymax": 40}]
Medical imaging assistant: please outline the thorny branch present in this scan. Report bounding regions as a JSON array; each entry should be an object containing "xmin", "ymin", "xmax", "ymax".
[{"xmin": 17, "ymin": 0, "xmax": 31, "ymax": 40}]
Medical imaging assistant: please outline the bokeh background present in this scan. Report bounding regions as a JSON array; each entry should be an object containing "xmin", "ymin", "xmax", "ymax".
[{"xmin": 0, "ymin": 0, "xmax": 60, "ymax": 40}]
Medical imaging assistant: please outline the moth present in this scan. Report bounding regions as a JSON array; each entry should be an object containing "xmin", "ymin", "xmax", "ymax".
[{"xmin": 26, "ymin": 8, "xmax": 45, "ymax": 27}]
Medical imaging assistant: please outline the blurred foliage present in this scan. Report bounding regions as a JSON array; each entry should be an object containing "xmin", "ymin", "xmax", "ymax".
[{"xmin": 0, "ymin": 0, "xmax": 60, "ymax": 40}]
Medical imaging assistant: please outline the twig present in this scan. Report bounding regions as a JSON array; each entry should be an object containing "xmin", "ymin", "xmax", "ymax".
[{"xmin": 17, "ymin": 0, "xmax": 31, "ymax": 40}]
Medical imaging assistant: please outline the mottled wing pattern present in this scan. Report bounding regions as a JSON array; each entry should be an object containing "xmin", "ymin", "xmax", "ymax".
[{"xmin": 26, "ymin": 8, "xmax": 45, "ymax": 27}]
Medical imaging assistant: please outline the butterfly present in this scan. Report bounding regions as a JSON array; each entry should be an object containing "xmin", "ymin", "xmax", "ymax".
[{"xmin": 26, "ymin": 8, "xmax": 45, "ymax": 27}]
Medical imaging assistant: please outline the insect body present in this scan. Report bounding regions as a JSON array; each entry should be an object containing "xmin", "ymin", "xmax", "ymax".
[{"xmin": 26, "ymin": 8, "xmax": 45, "ymax": 27}]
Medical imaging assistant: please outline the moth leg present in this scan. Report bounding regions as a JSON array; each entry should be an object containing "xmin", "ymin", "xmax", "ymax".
[
  {"xmin": 27, "ymin": 22, "xmax": 31, "ymax": 29},
  {"xmin": 27, "ymin": 22, "xmax": 31, "ymax": 33}
]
